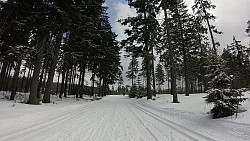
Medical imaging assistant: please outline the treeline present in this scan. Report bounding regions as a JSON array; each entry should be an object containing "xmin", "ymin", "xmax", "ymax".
[
  {"xmin": 120, "ymin": 0, "xmax": 250, "ymax": 102},
  {"xmin": 0, "ymin": 0, "xmax": 121, "ymax": 104}
]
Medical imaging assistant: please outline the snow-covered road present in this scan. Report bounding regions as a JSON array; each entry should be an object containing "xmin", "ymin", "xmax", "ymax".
[{"xmin": 0, "ymin": 95, "xmax": 250, "ymax": 141}]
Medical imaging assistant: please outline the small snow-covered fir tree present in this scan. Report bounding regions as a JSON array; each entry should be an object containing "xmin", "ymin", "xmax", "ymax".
[{"xmin": 205, "ymin": 55, "xmax": 247, "ymax": 118}]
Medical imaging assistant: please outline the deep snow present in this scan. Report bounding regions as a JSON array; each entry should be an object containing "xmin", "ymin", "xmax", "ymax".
[{"xmin": 0, "ymin": 91, "xmax": 250, "ymax": 141}]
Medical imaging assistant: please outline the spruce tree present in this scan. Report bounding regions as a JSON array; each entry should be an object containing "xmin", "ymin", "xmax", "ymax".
[
  {"xmin": 222, "ymin": 37, "xmax": 250, "ymax": 88},
  {"xmin": 155, "ymin": 63, "xmax": 165, "ymax": 93},
  {"xmin": 205, "ymin": 55, "xmax": 247, "ymax": 118},
  {"xmin": 120, "ymin": 0, "xmax": 160, "ymax": 100},
  {"xmin": 126, "ymin": 56, "xmax": 139, "ymax": 87}
]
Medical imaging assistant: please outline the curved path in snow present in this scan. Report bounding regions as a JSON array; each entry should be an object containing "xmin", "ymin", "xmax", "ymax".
[{"xmin": 0, "ymin": 95, "xmax": 249, "ymax": 141}]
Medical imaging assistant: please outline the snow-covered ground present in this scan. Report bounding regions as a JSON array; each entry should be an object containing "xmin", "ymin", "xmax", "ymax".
[{"xmin": 0, "ymin": 91, "xmax": 250, "ymax": 141}]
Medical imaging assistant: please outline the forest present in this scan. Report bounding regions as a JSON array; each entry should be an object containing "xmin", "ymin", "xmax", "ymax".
[
  {"xmin": 0, "ymin": 0, "xmax": 250, "ymax": 117},
  {"xmin": 0, "ymin": 0, "xmax": 121, "ymax": 104},
  {"xmin": 117, "ymin": 0, "xmax": 250, "ymax": 118}
]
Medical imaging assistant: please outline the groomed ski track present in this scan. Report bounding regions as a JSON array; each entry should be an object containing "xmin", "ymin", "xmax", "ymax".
[{"xmin": 0, "ymin": 95, "xmax": 249, "ymax": 141}]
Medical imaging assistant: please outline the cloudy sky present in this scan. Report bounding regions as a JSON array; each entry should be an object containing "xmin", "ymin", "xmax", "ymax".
[{"xmin": 105, "ymin": 0, "xmax": 250, "ymax": 86}]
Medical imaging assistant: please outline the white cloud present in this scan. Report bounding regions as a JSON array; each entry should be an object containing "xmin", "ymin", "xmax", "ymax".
[
  {"xmin": 109, "ymin": 2, "xmax": 137, "ymax": 86},
  {"xmin": 212, "ymin": 0, "xmax": 250, "ymax": 52},
  {"xmin": 112, "ymin": 2, "xmax": 136, "ymax": 41}
]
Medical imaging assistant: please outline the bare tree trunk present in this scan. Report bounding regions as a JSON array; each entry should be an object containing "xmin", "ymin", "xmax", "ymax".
[
  {"xmin": 56, "ymin": 71, "xmax": 61, "ymax": 95},
  {"xmin": 37, "ymin": 58, "xmax": 47, "ymax": 100},
  {"xmin": 71, "ymin": 67, "xmax": 77, "ymax": 95},
  {"xmin": 205, "ymin": 12, "xmax": 216, "ymax": 53},
  {"xmin": 4, "ymin": 63, "xmax": 12, "ymax": 91},
  {"xmin": 24, "ymin": 66, "xmax": 32, "ymax": 93},
  {"xmin": 103, "ymin": 79, "xmax": 107, "ymax": 96},
  {"xmin": 0, "ymin": 59, "xmax": 8, "ymax": 91},
  {"xmin": 28, "ymin": 38, "xmax": 46, "ymax": 104},
  {"xmin": 151, "ymin": 50, "xmax": 156, "ymax": 97},
  {"xmin": 20, "ymin": 64, "xmax": 27, "ymax": 92},
  {"xmin": 143, "ymin": 2, "xmax": 152, "ymax": 100},
  {"xmin": 10, "ymin": 59, "xmax": 22, "ymax": 100},
  {"xmin": 98, "ymin": 77, "xmax": 102, "ymax": 97},
  {"xmin": 68, "ymin": 68, "xmax": 73, "ymax": 95},
  {"xmin": 41, "ymin": 70, "xmax": 47, "ymax": 94},
  {"xmin": 91, "ymin": 72, "xmax": 95, "ymax": 97},
  {"xmin": 43, "ymin": 32, "xmax": 63, "ymax": 103},
  {"xmin": 190, "ymin": 81, "xmax": 194, "ymax": 93},
  {"xmin": 63, "ymin": 70, "xmax": 69, "ymax": 98},
  {"xmin": 77, "ymin": 70, "xmax": 82, "ymax": 98},
  {"xmin": 59, "ymin": 69, "xmax": 65, "ymax": 98},
  {"xmin": 79, "ymin": 62, "xmax": 86, "ymax": 98},
  {"xmin": 101, "ymin": 78, "xmax": 106, "ymax": 97},
  {"xmin": 167, "ymin": 74, "xmax": 170, "ymax": 93}
]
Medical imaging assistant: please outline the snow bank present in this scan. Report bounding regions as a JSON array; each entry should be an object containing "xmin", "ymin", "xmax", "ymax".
[
  {"xmin": 0, "ymin": 91, "xmax": 91, "ymax": 120},
  {"xmin": 139, "ymin": 92, "xmax": 250, "ymax": 124}
]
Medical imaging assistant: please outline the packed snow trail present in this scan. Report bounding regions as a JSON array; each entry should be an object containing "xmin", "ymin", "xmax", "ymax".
[{"xmin": 0, "ymin": 95, "xmax": 249, "ymax": 141}]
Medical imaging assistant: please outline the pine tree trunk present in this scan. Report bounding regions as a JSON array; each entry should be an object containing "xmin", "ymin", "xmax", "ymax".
[
  {"xmin": 68, "ymin": 68, "xmax": 73, "ymax": 95},
  {"xmin": 204, "ymin": 11, "xmax": 216, "ymax": 53},
  {"xmin": 37, "ymin": 59, "xmax": 46, "ymax": 100},
  {"xmin": 190, "ymin": 81, "xmax": 194, "ymax": 93},
  {"xmin": 103, "ymin": 80, "xmax": 107, "ymax": 96},
  {"xmin": 72, "ymin": 67, "xmax": 77, "ymax": 95},
  {"xmin": 77, "ymin": 70, "xmax": 82, "ymax": 98},
  {"xmin": 63, "ymin": 70, "xmax": 69, "ymax": 98},
  {"xmin": 151, "ymin": 50, "xmax": 156, "ymax": 97},
  {"xmin": 67, "ymin": 69, "xmax": 72, "ymax": 95},
  {"xmin": 167, "ymin": 74, "xmax": 170, "ymax": 93},
  {"xmin": 56, "ymin": 71, "xmax": 61, "ymax": 95},
  {"xmin": 28, "ymin": 38, "xmax": 46, "ymax": 105},
  {"xmin": 59, "ymin": 69, "xmax": 65, "ymax": 98},
  {"xmin": 24, "ymin": 66, "xmax": 32, "ymax": 93},
  {"xmin": 145, "ymin": 54, "xmax": 151, "ymax": 100},
  {"xmin": 20, "ymin": 64, "xmax": 27, "ymax": 92},
  {"xmin": 91, "ymin": 72, "xmax": 95, "ymax": 97},
  {"xmin": 10, "ymin": 59, "xmax": 22, "ymax": 100},
  {"xmin": 4, "ymin": 63, "xmax": 12, "ymax": 91},
  {"xmin": 43, "ymin": 32, "xmax": 63, "ymax": 103},
  {"xmin": 41, "ymin": 71, "xmax": 47, "ymax": 94},
  {"xmin": 163, "ymin": 7, "xmax": 178, "ymax": 103},
  {"xmin": 102, "ymin": 78, "xmax": 106, "ymax": 97},
  {"xmin": 98, "ymin": 77, "xmax": 102, "ymax": 97},
  {"xmin": 143, "ymin": 3, "xmax": 152, "ymax": 100},
  {"xmin": 79, "ymin": 62, "xmax": 86, "ymax": 98},
  {"xmin": 0, "ymin": 59, "xmax": 8, "ymax": 91}
]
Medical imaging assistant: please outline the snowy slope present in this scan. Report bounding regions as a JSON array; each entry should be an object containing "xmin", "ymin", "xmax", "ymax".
[{"xmin": 0, "ymin": 92, "xmax": 250, "ymax": 141}]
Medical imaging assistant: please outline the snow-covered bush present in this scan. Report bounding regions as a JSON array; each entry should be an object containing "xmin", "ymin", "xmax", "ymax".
[
  {"xmin": 206, "ymin": 88, "xmax": 247, "ymax": 118},
  {"xmin": 205, "ymin": 55, "xmax": 247, "ymax": 118}
]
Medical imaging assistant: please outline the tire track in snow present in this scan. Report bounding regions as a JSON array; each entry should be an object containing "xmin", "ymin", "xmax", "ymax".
[{"xmin": 131, "ymin": 102, "xmax": 216, "ymax": 141}]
